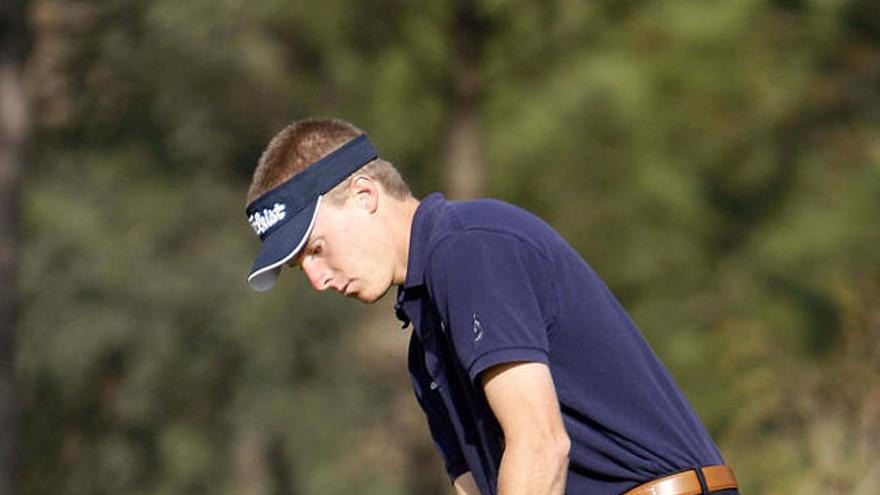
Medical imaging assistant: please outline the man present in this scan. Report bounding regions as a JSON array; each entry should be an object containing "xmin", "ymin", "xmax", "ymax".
[{"xmin": 244, "ymin": 118, "xmax": 739, "ymax": 495}]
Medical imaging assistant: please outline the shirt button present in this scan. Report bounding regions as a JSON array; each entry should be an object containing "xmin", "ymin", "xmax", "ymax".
[{"xmin": 429, "ymin": 381, "xmax": 439, "ymax": 391}]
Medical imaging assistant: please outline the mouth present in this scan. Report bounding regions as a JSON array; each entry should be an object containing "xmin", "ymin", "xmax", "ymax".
[{"xmin": 342, "ymin": 281, "xmax": 355, "ymax": 297}]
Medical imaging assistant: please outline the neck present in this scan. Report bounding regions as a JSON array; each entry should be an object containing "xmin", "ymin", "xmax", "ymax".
[{"xmin": 391, "ymin": 195, "xmax": 420, "ymax": 285}]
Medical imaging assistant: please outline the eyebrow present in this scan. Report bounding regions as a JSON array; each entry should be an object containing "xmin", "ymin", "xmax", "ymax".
[
  {"xmin": 287, "ymin": 244, "xmax": 307, "ymax": 267},
  {"xmin": 287, "ymin": 252, "xmax": 304, "ymax": 268},
  {"xmin": 288, "ymin": 235, "xmax": 319, "ymax": 268}
]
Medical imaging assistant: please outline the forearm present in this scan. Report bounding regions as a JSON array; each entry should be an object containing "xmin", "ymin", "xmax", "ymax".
[
  {"xmin": 453, "ymin": 472, "xmax": 480, "ymax": 494},
  {"xmin": 496, "ymin": 439, "xmax": 569, "ymax": 495}
]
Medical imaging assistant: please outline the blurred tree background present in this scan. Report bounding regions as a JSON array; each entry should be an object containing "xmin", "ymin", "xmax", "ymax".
[{"xmin": 4, "ymin": 0, "xmax": 878, "ymax": 493}]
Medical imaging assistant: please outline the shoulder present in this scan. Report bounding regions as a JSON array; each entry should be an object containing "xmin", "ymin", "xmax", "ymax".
[
  {"xmin": 422, "ymin": 221, "xmax": 554, "ymax": 302},
  {"xmin": 427, "ymin": 197, "xmax": 556, "ymax": 259},
  {"xmin": 446, "ymin": 197, "xmax": 548, "ymax": 232},
  {"xmin": 425, "ymin": 227, "xmax": 551, "ymax": 283}
]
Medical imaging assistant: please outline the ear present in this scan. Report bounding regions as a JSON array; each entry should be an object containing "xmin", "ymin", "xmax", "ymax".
[{"xmin": 350, "ymin": 175, "xmax": 379, "ymax": 214}]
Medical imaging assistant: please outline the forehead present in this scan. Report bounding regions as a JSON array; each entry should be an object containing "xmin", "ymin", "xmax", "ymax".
[
  {"xmin": 311, "ymin": 197, "xmax": 351, "ymax": 232},
  {"xmin": 286, "ymin": 200, "xmax": 346, "ymax": 266}
]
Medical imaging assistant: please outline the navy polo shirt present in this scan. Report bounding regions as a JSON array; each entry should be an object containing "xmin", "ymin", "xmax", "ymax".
[{"xmin": 394, "ymin": 193, "xmax": 725, "ymax": 494}]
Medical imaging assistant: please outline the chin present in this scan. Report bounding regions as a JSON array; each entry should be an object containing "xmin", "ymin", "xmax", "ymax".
[{"xmin": 357, "ymin": 284, "xmax": 392, "ymax": 304}]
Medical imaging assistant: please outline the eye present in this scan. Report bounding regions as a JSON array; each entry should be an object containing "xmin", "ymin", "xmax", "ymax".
[
  {"xmin": 287, "ymin": 254, "xmax": 303, "ymax": 269},
  {"xmin": 309, "ymin": 241, "xmax": 324, "ymax": 258}
]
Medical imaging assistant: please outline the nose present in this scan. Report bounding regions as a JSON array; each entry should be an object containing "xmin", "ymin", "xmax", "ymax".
[{"xmin": 301, "ymin": 257, "xmax": 333, "ymax": 292}]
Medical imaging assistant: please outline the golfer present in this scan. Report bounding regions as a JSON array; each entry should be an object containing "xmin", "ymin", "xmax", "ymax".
[{"xmin": 244, "ymin": 118, "xmax": 739, "ymax": 495}]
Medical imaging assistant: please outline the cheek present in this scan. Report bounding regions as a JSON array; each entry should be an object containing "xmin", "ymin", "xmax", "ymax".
[
  {"xmin": 343, "ymin": 226, "xmax": 376, "ymax": 262},
  {"xmin": 334, "ymin": 216, "xmax": 388, "ymax": 278},
  {"xmin": 332, "ymin": 238, "xmax": 367, "ymax": 276}
]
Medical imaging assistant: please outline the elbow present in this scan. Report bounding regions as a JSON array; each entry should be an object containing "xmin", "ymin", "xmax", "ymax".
[
  {"xmin": 508, "ymin": 429, "xmax": 570, "ymax": 468},
  {"xmin": 558, "ymin": 431, "xmax": 571, "ymax": 460},
  {"xmin": 553, "ymin": 431, "xmax": 571, "ymax": 467},
  {"xmin": 539, "ymin": 430, "xmax": 571, "ymax": 482},
  {"xmin": 547, "ymin": 432, "xmax": 571, "ymax": 486},
  {"xmin": 541, "ymin": 427, "xmax": 570, "ymax": 474}
]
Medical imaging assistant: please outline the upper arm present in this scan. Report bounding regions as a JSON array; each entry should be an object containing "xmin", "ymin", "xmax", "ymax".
[{"xmin": 482, "ymin": 361, "xmax": 569, "ymax": 448}]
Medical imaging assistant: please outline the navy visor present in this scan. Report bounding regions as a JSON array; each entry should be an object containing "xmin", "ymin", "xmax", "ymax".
[{"xmin": 245, "ymin": 134, "xmax": 378, "ymax": 291}]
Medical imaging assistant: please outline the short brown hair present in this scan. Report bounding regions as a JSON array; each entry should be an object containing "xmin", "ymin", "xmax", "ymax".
[{"xmin": 246, "ymin": 118, "xmax": 411, "ymax": 206}]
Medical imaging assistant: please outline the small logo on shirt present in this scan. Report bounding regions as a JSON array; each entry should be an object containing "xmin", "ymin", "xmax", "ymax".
[
  {"xmin": 248, "ymin": 202, "xmax": 286, "ymax": 236},
  {"xmin": 473, "ymin": 314, "xmax": 483, "ymax": 342}
]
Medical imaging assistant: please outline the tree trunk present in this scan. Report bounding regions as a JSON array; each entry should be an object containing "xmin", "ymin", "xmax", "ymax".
[
  {"xmin": 444, "ymin": 0, "xmax": 488, "ymax": 200},
  {"xmin": 0, "ymin": 1, "xmax": 29, "ymax": 493},
  {"xmin": 232, "ymin": 426, "xmax": 270, "ymax": 495}
]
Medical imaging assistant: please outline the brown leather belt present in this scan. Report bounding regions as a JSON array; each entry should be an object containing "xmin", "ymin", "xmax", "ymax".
[{"xmin": 623, "ymin": 465, "xmax": 738, "ymax": 495}]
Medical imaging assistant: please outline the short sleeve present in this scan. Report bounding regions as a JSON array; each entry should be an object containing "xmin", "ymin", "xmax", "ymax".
[{"xmin": 426, "ymin": 231, "xmax": 554, "ymax": 384}]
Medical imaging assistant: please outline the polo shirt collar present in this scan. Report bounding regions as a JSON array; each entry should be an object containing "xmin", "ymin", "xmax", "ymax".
[
  {"xmin": 395, "ymin": 193, "xmax": 445, "ymax": 328},
  {"xmin": 403, "ymin": 192, "xmax": 446, "ymax": 290}
]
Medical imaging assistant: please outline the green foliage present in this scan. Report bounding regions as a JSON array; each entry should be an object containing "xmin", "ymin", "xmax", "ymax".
[{"xmin": 17, "ymin": 0, "xmax": 880, "ymax": 493}]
